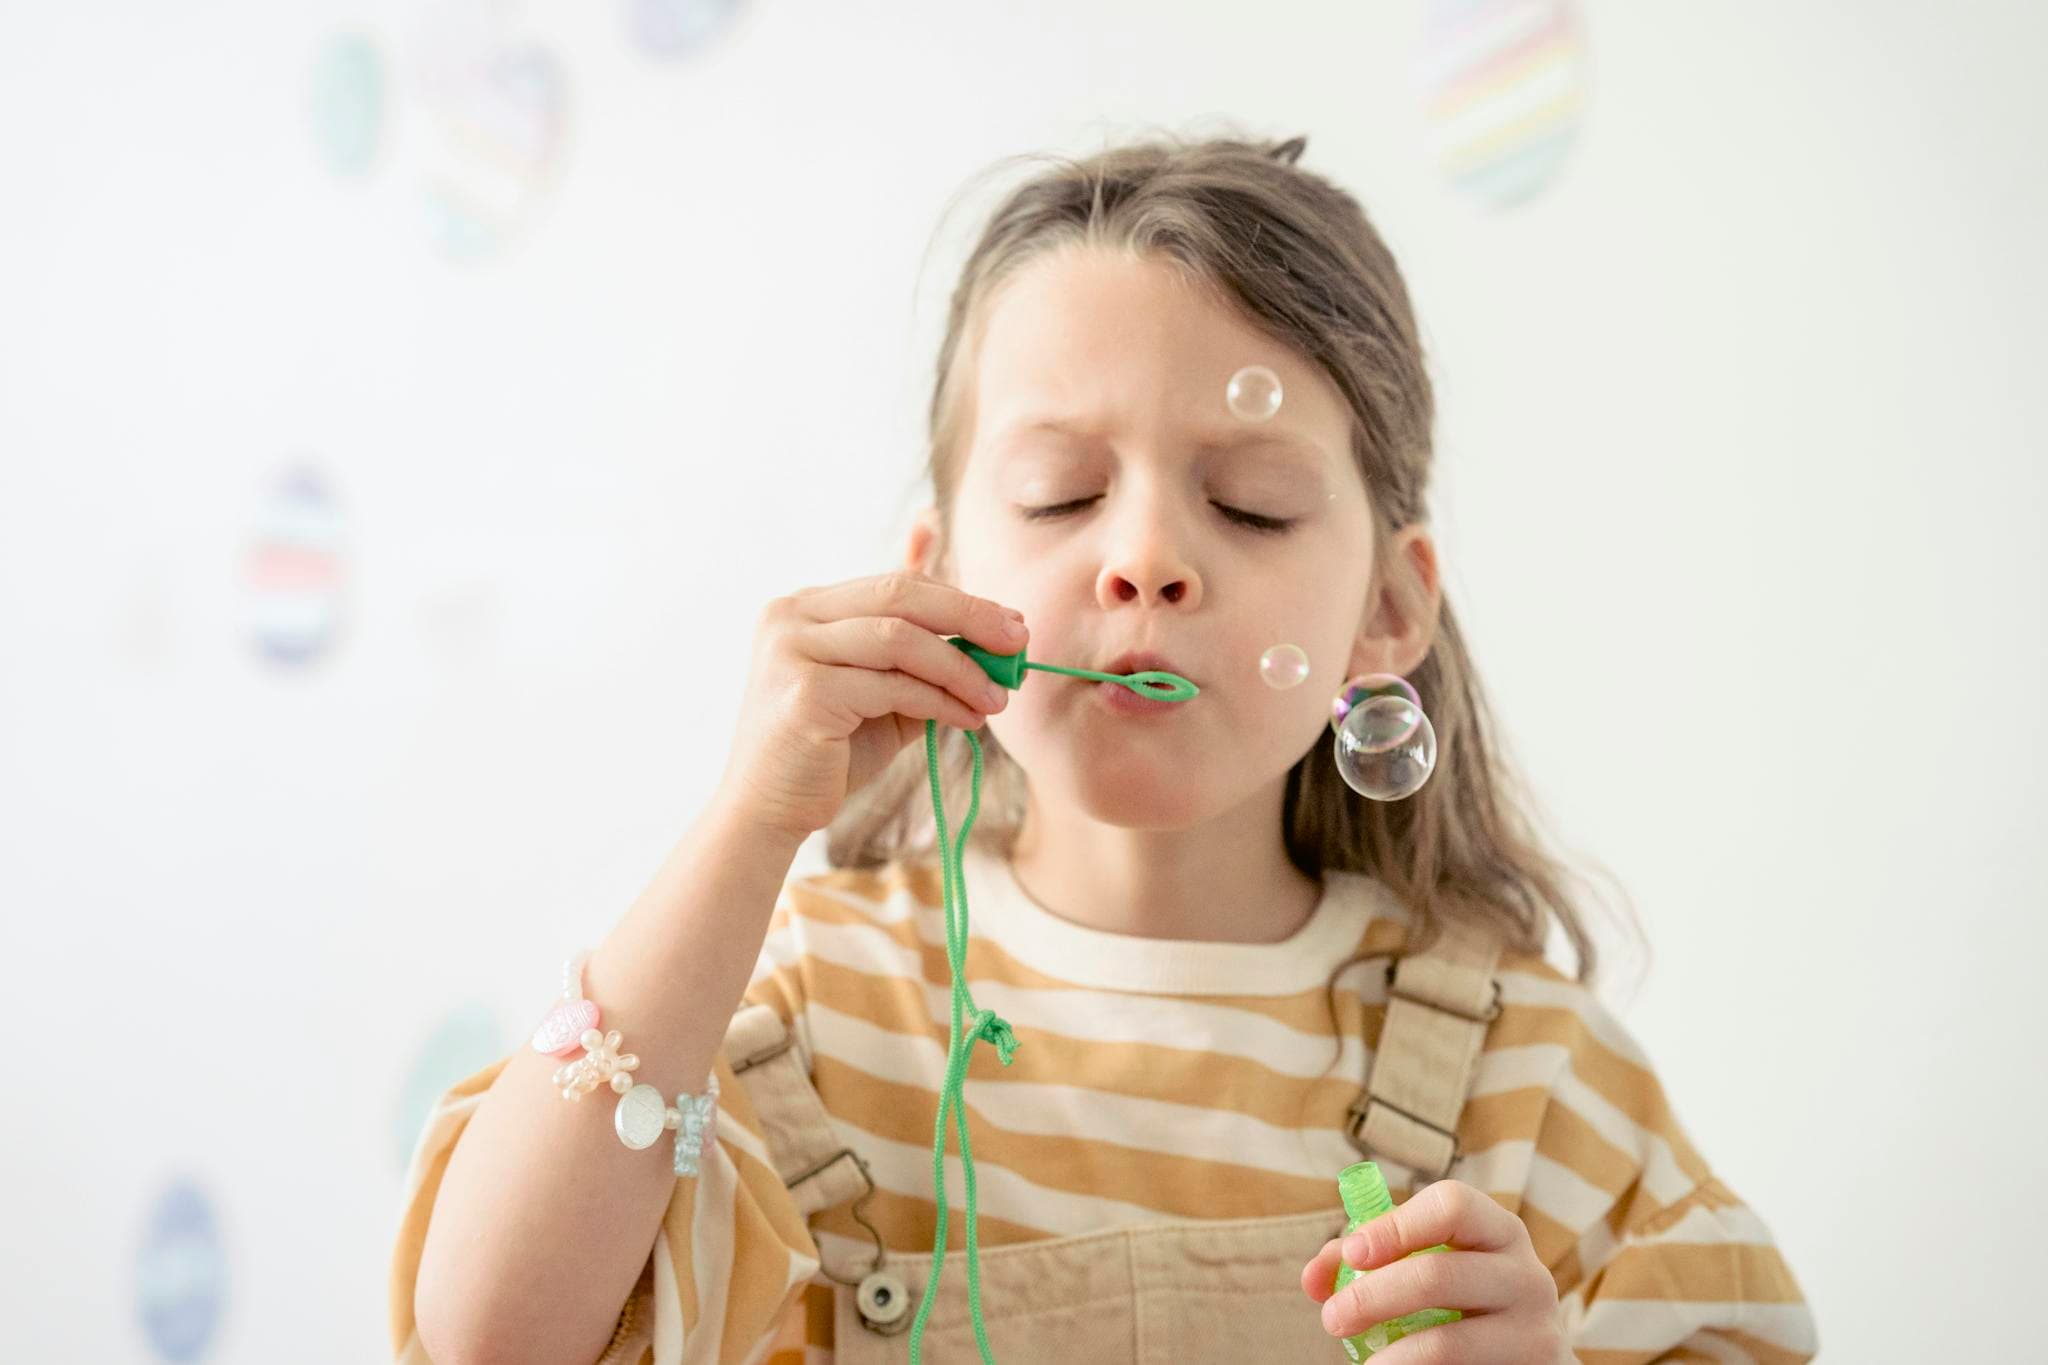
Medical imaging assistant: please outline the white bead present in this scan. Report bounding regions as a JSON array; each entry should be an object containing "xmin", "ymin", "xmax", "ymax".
[
  {"xmin": 663, "ymin": 1107, "xmax": 681, "ymax": 1130},
  {"xmin": 611, "ymin": 1072, "xmax": 633, "ymax": 1094},
  {"xmin": 580, "ymin": 1028, "xmax": 602, "ymax": 1051}
]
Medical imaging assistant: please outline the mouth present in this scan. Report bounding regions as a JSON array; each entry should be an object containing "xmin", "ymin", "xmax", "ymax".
[{"xmin": 1099, "ymin": 650, "xmax": 1198, "ymax": 691}]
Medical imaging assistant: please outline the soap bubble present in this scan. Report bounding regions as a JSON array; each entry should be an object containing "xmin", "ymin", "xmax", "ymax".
[
  {"xmin": 1330, "ymin": 674, "xmax": 1419, "ymax": 733},
  {"xmin": 1335, "ymin": 696, "xmax": 1436, "ymax": 800},
  {"xmin": 1226, "ymin": 365, "xmax": 1283, "ymax": 422},
  {"xmin": 1258, "ymin": 644, "xmax": 1310, "ymax": 689},
  {"xmin": 1331, "ymin": 675, "xmax": 1434, "ymax": 800}
]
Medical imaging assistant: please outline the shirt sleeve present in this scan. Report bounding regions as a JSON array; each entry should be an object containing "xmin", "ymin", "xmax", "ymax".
[
  {"xmin": 1527, "ymin": 988, "xmax": 1820, "ymax": 1365},
  {"xmin": 387, "ymin": 892, "xmax": 822, "ymax": 1364}
]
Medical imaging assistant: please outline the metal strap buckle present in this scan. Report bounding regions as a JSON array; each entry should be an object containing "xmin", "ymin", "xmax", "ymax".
[
  {"xmin": 730, "ymin": 1031, "xmax": 795, "ymax": 1075},
  {"xmin": 1344, "ymin": 1094, "xmax": 1462, "ymax": 1182},
  {"xmin": 1384, "ymin": 959, "xmax": 1503, "ymax": 1024}
]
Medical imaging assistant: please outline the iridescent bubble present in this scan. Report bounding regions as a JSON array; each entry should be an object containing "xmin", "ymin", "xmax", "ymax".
[
  {"xmin": 1226, "ymin": 365, "xmax": 1283, "ymax": 422},
  {"xmin": 1258, "ymin": 643, "xmax": 1310, "ymax": 689},
  {"xmin": 1334, "ymin": 693, "xmax": 1436, "ymax": 801},
  {"xmin": 1330, "ymin": 673, "xmax": 1420, "ymax": 734}
]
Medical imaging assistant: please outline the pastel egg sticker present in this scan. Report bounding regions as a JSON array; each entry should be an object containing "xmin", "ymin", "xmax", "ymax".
[
  {"xmin": 242, "ymin": 464, "xmax": 348, "ymax": 669},
  {"xmin": 627, "ymin": 0, "xmax": 746, "ymax": 58},
  {"xmin": 308, "ymin": 31, "xmax": 386, "ymax": 177},
  {"xmin": 1416, "ymin": 0, "xmax": 1589, "ymax": 210},
  {"xmin": 134, "ymin": 1176, "xmax": 230, "ymax": 1363},
  {"xmin": 414, "ymin": 2, "xmax": 568, "ymax": 260}
]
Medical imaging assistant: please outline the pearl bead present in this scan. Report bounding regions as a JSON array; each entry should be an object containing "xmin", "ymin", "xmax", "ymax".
[
  {"xmin": 663, "ymin": 1108, "xmax": 681, "ymax": 1130},
  {"xmin": 611, "ymin": 1072, "xmax": 633, "ymax": 1094},
  {"xmin": 580, "ymin": 1028, "xmax": 602, "ymax": 1051}
]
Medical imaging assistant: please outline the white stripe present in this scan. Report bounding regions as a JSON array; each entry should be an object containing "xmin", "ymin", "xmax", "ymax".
[
  {"xmin": 1519, "ymin": 1148, "xmax": 1618, "ymax": 1232},
  {"xmin": 785, "ymin": 916, "xmax": 1377, "ymax": 1078},
  {"xmin": 806, "ymin": 1002, "xmax": 1358, "ymax": 1181},
  {"xmin": 1495, "ymin": 969, "xmax": 1653, "ymax": 1068},
  {"xmin": 675, "ymin": 1145, "xmax": 739, "ymax": 1364},
  {"xmin": 1575, "ymin": 1300, "xmax": 1816, "ymax": 1354}
]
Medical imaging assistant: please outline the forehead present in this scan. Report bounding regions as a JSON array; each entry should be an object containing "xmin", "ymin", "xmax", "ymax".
[{"xmin": 967, "ymin": 246, "xmax": 1352, "ymax": 469}]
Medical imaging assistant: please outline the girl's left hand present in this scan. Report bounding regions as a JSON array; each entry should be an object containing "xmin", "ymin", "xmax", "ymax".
[{"xmin": 1300, "ymin": 1178, "xmax": 1571, "ymax": 1364}]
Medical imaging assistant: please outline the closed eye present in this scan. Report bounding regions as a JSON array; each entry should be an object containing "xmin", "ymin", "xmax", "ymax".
[{"xmin": 1020, "ymin": 497, "xmax": 1295, "ymax": 534}]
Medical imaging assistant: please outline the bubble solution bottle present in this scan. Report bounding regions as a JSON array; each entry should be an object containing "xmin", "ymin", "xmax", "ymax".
[{"xmin": 1332, "ymin": 1160, "xmax": 1463, "ymax": 1360}]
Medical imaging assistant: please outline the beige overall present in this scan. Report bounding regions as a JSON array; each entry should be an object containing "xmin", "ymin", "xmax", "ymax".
[{"xmin": 606, "ymin": 919, "xmax": 1502, "ymax": 1364}]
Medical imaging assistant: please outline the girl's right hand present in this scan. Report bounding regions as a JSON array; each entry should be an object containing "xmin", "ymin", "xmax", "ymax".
[{"xmin": 714, "ymin": 571, "xmax": 1030, "ymax": 843}]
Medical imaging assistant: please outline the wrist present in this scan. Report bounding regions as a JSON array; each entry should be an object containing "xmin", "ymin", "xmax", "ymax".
[{"xmin": 704, "ymin": 777, "xmax": 814, "ymax": 857}]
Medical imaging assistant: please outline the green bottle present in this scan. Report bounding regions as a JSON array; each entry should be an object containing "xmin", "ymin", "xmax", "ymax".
[{"xmin": 1331, "ymin": 1161, "xmax": 1462, "ymax": 1360}]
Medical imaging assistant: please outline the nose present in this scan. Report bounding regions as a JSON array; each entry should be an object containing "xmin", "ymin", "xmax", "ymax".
[{"xmin": 1095, "ymin": 524, "xmax": 1204, "ymax": 611}]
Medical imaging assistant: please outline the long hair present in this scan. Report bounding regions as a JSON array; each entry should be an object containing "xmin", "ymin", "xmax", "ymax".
[{"xmin": 826, "ymin": 129, "xmax": 1646, "ymax": 1004}]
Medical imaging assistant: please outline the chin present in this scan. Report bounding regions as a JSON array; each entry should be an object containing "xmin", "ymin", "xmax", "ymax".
[{"xmin": 1067, "ymin": 764, "xmax": 1217, "ymax": 829}]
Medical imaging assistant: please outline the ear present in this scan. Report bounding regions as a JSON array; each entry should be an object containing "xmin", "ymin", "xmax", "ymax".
[
  {"xmin": 1347, "ymin": 524, "xmax": 1442, "ymax": 680},
  {"xmin": 905, "ymin": 505, "xmax": 944, "ymax": 577}
]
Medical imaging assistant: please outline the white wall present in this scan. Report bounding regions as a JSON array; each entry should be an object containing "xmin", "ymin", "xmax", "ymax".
[{"xmin": 3, "ymin": 0, "xmax": 2041, "ymax": 1358}]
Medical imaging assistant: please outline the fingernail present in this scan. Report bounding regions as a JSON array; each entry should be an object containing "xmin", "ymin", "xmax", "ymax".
[{"xmin": 1344, "ymin": 1234, "xmax": 1369, "ymax": 1265}]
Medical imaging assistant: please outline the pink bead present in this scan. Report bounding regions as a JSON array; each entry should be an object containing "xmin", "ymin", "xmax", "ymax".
[{"xmin": 530, "ymin": 998, "xmax": 600, "ymax": 1056}]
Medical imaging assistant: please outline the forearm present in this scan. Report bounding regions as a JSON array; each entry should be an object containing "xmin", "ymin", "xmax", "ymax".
[{"xmin": 413, "ymin": 790, "xmax": 805, "ymax": 1365}]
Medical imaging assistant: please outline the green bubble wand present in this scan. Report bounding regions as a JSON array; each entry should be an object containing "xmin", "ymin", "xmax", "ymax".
[{"xmin": 905, "ymin": 636, "xmax": 1198, "ymax": 1363}]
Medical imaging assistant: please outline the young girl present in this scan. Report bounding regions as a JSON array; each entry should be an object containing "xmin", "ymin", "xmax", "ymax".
[{"xmin": 391, "ymin": 133, "xmax": 1818, "ymax": 1364}]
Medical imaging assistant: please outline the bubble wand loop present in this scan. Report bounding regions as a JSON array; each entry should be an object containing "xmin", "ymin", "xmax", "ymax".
[
  {"xmin": 907, "ymin": 639, "xmax": 1196, "ymax": 1363},
  {"xmin": 944, "ymin": 638, "xmax": 1202, "ymax": 702}
]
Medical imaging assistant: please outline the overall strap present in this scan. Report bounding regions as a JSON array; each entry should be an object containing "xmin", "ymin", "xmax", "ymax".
[
  {"xmin": 724, "ymin": 1002, "xmax": 874, "ymax": 1217},
  {"xmin": 1347, "ymin": 914, "xmax": 1504, "ymax": 1183}
]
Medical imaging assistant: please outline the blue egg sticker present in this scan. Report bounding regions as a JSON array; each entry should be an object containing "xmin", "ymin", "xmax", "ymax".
[{"xmin": 134, "ymin": 1177, "xmax": 229, "ymax": 1362}]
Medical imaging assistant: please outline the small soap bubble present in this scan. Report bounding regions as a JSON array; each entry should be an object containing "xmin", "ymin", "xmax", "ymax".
[
  {"xmin": 1226, "ymin": 365, "xmax": 1283, "ymax": 422},
  {"xmin": 1258, "ymin": 644, "xmax": 1310, "ymax": 689},
  {"xmin": 1334, "ymin": 694, "xmax": 1436, "ymax": 801}
]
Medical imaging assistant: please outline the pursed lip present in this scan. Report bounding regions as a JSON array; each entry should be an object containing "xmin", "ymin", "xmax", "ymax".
[{"xmin": 1099, "ymin": 650, "xmax": 1197, "ymax": 687}]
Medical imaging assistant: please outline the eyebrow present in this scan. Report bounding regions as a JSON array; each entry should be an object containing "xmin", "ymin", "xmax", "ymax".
[{"xmin": 1000, "ymin": 417, "xmax": 1329, "ymax": 466}]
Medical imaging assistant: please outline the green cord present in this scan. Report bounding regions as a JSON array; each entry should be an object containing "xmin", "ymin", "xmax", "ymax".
[
  {"xmin": 906, "ymin": 640, "xmax": 1199, "ymax": 1361},
  {"xmin": 912, "ymin": 719, "xmax": 1017, "ymax": 1363}
]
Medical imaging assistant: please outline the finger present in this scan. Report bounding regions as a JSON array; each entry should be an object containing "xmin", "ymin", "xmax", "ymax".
[
  {"xmin": 1357, "ymin": 1310, "xmax": 1564, "ymax": 1365},
  {"xmin": 1319, "ymin": 1250, "xmax": 1509, "ymax": 1340},
  {"xmin": 1343, "ymin": 1180, "xmax": 1522, "ymax": 1275},
  {"xmin": 795, "ymin": 572, "xmax": 1028, "ymax": 656},
  {"xmin": 1300, "ymin": 1237, "xmax": 1344, "ymax": 1302},
  {"xmin": 803, "ymin": 617, "xmax": 1013, "ymax": 716},
  {"xmin": 816, "ymin": 663, "xmax": 991, "ymax": 734}
]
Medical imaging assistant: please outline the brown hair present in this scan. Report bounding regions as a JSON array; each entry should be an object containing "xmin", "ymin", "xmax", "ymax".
[{"xmin": 825, "ymin": 128, "xmax": 1646, "ymax": 1003}]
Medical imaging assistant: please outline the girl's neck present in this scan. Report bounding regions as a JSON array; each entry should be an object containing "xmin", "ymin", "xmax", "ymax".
[{"xmin": 1004, "ymin": 809, "xmax": 1322, "ymax": 944}]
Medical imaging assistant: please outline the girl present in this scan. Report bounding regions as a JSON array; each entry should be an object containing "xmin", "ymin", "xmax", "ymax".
[{"xmin": 392, "ymin": 133, "xmax": 1818, "ymax": 1364}]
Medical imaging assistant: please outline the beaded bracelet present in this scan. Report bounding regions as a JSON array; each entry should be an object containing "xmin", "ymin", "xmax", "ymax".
[{"xmin": 529, "ymin": 949, "xmax": 720, "ymax": 1176}]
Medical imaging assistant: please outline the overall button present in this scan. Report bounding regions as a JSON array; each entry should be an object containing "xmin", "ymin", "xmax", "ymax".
[{"xmin": 857, "ymin": 1271, "xmax": 911, "ymax": 1333}]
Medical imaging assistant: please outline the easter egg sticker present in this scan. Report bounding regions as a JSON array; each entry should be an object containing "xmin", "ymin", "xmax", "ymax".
[
  {"xmin": 242, "ymin": 464, "xmax": 348, "ymax": 669},
  {"xmin": 308, "ymin": 31, "xmax": 386, "ymax": 177},
  {"xmin": 1416, "ymin": 0, "xmax": 1589, "ymax": 211},
  {"xmin": 415, "ymin": 0, "xmax": 568, "ymax": 260},
  {"xmin": 134, "ymin": 1176, "xmax": 230, "ymax": 1362},
  {"xmin": 627, "ymin": 0, "xmax": 746, "ymax": 59}
]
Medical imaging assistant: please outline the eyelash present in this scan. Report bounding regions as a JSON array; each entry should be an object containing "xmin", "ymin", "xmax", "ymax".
[{"xmin": 1020, "ymin": 497, "xmax": 1296, "ymax": 535}]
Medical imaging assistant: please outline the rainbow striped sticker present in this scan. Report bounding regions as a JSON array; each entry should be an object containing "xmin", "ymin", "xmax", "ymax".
[{"xmin": 1417, "ymin": 0, "xmax": 1589, "ymax": 210}]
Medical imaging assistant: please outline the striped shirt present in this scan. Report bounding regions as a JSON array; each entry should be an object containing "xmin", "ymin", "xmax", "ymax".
[{"xmin": 389, "ymin": 844, "xmax": 1817, "ymax": 1363}]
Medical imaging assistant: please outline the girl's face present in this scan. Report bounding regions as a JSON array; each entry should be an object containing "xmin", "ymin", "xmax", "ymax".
[{"xmin": 911, "ymin": 245, "xmax": 1430, "ymax": 830}]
